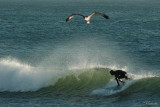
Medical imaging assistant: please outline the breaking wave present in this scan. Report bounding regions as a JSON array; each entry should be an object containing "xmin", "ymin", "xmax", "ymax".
[{"xmin": 0, "ymin": 58, "xmax": 159, "ymax": 99}]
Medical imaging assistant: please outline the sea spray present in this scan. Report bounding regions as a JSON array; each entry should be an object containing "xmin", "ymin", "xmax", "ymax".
[
  {"xmin": 0, "ymin": 58, "xmax": 63, "ymax": 92},
  {"xmin": 0, "ymin": 58, "xmax": 112, "ymax": 92}
]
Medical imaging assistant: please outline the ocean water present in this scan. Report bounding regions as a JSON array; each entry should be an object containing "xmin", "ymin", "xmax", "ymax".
[{"xmin": 0, "ymin": 0, "xmax": 160, "ymax": 106}]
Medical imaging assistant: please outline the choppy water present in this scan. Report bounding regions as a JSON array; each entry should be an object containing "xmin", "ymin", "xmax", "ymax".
[{"xmin": 0, "ymin": 0, "xmax": 160, "ymax": 106}]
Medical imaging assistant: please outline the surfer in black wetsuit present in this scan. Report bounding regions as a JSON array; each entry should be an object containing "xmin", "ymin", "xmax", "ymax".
[{"xmin": 110, "ymin": 70, "xmax": 129, "ymax": 88}]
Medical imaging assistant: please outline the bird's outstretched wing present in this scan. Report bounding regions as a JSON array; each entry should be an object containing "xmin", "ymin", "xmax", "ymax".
[
  {"xmin": 88, "ymin": 12, "xmax": 109, "ymax": 20},
  {"xmin": 66, "ymin": 14, "xmax": 85, "ymax": 22}
]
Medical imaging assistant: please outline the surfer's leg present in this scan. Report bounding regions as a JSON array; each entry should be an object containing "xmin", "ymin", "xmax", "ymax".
[{"xmin": 115, "ymin": 78, "xmax": 120, "ymax": 86}]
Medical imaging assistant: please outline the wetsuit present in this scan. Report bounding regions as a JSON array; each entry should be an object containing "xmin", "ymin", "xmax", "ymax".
[{"xmin": 114, "ymin": 70, "xmax": 128, "ymax": 86}]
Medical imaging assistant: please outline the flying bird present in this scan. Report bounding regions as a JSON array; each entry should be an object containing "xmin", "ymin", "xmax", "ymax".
[{"xmin": 66, "ymin": 11, "xmax": 109, "ymax": 24}]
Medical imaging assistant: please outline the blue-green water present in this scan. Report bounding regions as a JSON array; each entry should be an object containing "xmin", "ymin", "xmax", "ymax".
[{"xmin": 0, "ymin": 0, "xmax": 160, "ymax": 106}]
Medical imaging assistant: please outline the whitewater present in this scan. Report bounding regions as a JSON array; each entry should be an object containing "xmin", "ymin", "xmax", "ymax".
[{"xmin": 0, "ymin": 0, "xmax": 160, "ymax": 106}]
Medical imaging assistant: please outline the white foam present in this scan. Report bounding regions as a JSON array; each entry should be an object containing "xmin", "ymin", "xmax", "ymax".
[
  {"xmin": 0, "ymin": 58, "xmax": 63, "ymax": 92},
  {"xmin": 91, "ymin": 79, "xmax": 131, "ymax": 96},
  {"xmin": 0, "ymin": 57, "xmax": 112, "ymax": 92},
  {"xmin": 91, "ymin": 73, "xmax": 156, "ymax": 96}
]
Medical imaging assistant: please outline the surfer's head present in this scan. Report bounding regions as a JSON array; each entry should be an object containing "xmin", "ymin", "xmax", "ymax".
[{"xmin": 110, "ymin": 70, "xmax": 115, "ymax": 75}]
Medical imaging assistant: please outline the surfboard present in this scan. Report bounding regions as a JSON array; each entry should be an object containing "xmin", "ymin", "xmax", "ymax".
[
  {"xmin": 91, "ymin": 81, "xmax": 127, "ymax": 96},
  {"xmin": 104, "ymin": 83, "xmax": 125, "ymax": 91},
  {"xmin": 91, "ymin": 78, "xmax": 133, "ymax": 96}
]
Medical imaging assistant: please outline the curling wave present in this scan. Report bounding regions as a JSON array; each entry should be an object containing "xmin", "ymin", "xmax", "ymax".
[{"xmin": 0, "ymin": 58, "xmax": 160, "ymax": 99}]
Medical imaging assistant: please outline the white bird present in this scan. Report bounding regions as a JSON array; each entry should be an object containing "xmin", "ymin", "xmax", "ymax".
[{"xmin": 66, "ymin": 11, "xmax": 109, "ymax": 24}]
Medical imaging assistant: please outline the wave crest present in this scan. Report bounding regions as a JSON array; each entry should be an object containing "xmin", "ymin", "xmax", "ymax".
[{"xmin": 0, "ymin": 58, "xmax": 59, "ymax": 92}]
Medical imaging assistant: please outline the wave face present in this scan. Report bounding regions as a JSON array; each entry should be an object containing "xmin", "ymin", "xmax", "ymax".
[{"xmin": 119, "ymin": 77, "xmax": 160, "ymax": 97}]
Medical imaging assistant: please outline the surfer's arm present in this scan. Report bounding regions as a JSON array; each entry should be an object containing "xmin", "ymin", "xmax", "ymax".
[{"xmin": 119, "ymin": 79, "xmax": 125, "ymax": 83}]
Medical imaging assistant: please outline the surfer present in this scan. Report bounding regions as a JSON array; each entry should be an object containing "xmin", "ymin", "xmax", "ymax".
[{"xmin": 110, "ymin": 70, "xmax": 129, "ymax": 88}]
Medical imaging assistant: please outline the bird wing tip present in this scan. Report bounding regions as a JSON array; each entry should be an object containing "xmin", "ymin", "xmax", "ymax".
[
  {"xmin": 104, "ymin": 15, "xmax": 109, "ymax": 19},
  {"xmin": 66, "ymin": 18, "xmax": 69, "ymax": 22}
]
